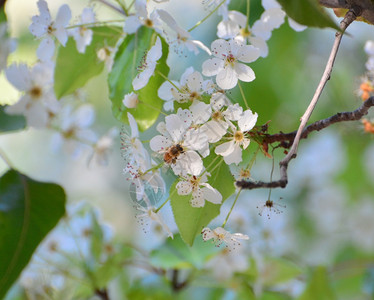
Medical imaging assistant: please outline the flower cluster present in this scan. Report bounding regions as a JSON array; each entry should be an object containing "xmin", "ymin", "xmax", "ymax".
[{"xmin": 2, "ymin": 0, "xmax": 309, "ymax": 249}]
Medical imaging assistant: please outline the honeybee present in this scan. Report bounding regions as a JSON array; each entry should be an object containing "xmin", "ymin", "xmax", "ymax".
[{"xmin": 163, "ymin": 144, "xmax": 184, "ymax": 164}]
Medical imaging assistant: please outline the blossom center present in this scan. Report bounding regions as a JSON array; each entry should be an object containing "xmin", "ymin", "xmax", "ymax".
[
  {"xmin": 239, "ymin": 169, "xmax": 251, "ymax": 179},
  {"xmin": 144, "ymin": 19, "xmax": 153, "ymax": 27},
  {"xmin": 240, "ymin": 27, "xmax": 251, "ymax": 38},
  {"xmin": 29, "ymin": 86, "xmax": 42, "ymax": 99},
  {"xmin": 234, "ymin": 131, "xmax": 244, "ymax": 142},
  {"xmin": 212, "ymin": 111, "xmax": 222, "ymax": 121},
  {"xmin": 189, "ymin": 91, "xmax": 199, "ymax": 100},
  {"xmin": 47, "ymin": 23, "xmax": 55, "ymax": 35},
  {"xmin": 189, "ymin": 175, "xmax": 201, "ymax": 190},
  {"xmin": 225, "ymin": 54, "xmax": 236, "ymax": 66}
]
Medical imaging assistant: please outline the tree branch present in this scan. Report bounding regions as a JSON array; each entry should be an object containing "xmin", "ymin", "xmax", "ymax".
[
  {"xmin": 238, "ymin": 96, "xmax": 374, "ymax": 190},
  {"xmin": 238, "ymin": 9, "xmax": 360, "ymax": 191}
]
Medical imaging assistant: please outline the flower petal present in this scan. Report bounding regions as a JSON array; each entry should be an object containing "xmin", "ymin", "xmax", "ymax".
[{"xmin": 234, "ymin": 63, "xmax": 255, "ymax": 83}]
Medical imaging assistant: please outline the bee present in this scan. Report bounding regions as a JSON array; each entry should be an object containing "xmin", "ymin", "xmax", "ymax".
[{"xmin": 163, "ymin": 144, "xmax": 184, "ymax": 164}]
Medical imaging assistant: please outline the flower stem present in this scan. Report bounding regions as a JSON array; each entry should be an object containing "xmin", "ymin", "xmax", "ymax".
[
  {"xmin": 188, "ymin": 0, "xmax": 227, "ymax": 32},
  {"xmin": 139, "ymin": 100, "xmax": 167, "ymax": 116},
  {"xmin": 238, "ymin": 81, "xmax": 249, "ymax": 109},
  {"xmin": 0, "ymin": 147, "xmax": 15, "ymax": 169},
  {"xmin": 155, "ymin": 196, "xmax": 170, "ymax": 213},
  {"xmin": 143, "ymin": 162, "xmax": 164, "ymax": 176},
  {"xmin": 66, "ymin": 20, "xmax": 125, "ymax": 29},
  {"xmin": 156, "ymin": 70, "xmax": 182, "ymax": 93},
  {"xmin": 222, "ymin": 188, "xmax": 242, "ymax": 228},
  {"xmin": 246, "ymin": 0, "xmax": 251, "ymax": 28}
]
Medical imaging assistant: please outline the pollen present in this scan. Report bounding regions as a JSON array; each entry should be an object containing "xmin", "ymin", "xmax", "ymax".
[
  {"xmin": 29, "ymin": 86, "xmax": 42, "ymax": 99},
  {"xmin": 225, "ymin": 54, "xmax": 236, "ymax": 65},
  {"xmin": 190, "ymin": 91, "xmax": 199, "ymax": 100},
  {"xmin": 145, "ymin": 19, "xmax": 153, "ymax": 27},
  {"xmin": 240, "ymin": 27, "xmax": 251, "ymax": 38},
  {"xmin": 234, "ymin": 131, "xmax": 244, "ymax": 142},
  {"xmin": 212, "ymin": 111, "xmax": 223, "ymax": 121}
]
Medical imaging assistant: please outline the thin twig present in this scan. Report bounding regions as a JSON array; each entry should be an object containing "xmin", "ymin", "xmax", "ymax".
[
  {"xmin": 95, "ymin": 288, "xmax": 110, "ymax": 300},
  {"xmin": 238, "ymin": 8, "xmax": 361, "ymax": 191},
  {"xmin": 281, "ymin": 8, "xmax": 360, "ymax": 166},
  {"xmin": 237, "ymin": 96, "xmax": 374, "ymax": 190},
  {"xmin": 261, "ymin": 96, "xmax": 374, "ymax": 148},
  {"xmin": 96, "ymin": 0, "xmax": 126, "ymax": 16}
]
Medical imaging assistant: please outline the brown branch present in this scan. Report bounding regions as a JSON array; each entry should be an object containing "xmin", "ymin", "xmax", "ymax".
[
  {"xmin": 238, "ymin": 9, "xmax": 360, "ymax": 191},
  {"xmin": 238, "ymin": 97, "xmax": 374, "ymax": 190},
  {"xmin": 95, "ymin": 288, "xmax": 110, "ymax": 300},
  {"xmin": 171, "ymin": 269, "xmax": 188, "ymax": 292},
  {"xmin": 262, "ymin": 96, "xmax": 374, "ymax": 147}
]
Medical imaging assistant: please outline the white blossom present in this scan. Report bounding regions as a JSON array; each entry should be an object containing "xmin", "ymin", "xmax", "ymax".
[
  {"xmin": 150, "ymin": 109, "xmax": 208, "ymax": 176},
  {"xmin": 202, "ymin": 226, "xmax": 249, "ymax": 251},
  {"xmin": 121, "ymin": 112, "xmax": 149, "ymax": 167},
  {"xmin": 29, "ymin": 0, "xmax": 71, "ymax": 61},
  {"xmin": 132, "ymin": 36, "xmax": 162, "ymax": 90},
  {"xmin": 176, "ymin": 173, "xmax": 222, "ymax": 207},
  {"xmin": 202, "ymin": 39, "xmax": 260, "ymax": 90},
  {"xmin": 136, "ymin": 205, "xmax": 173, "ymax": 239},
  {"xmin": 89, "ymin": 127, "xmax": 118, "ymax": 166},
  {"xmin": 123, "ymin": 0, "xmax": 162, "ymax": 34},
  {"xmin": 215, "ymin": 109, "xmax": 258, "ymax": 165},
  {"xmin": 123, "ymin": 92, "xmax": 139, "ymax": 108},
  {"xmin": 97, "ymin": 45, "xmax": 115, "ymax": 71},
  {"xmin": 217, "ymin": 10, "xmax": 271, "ymax": 58},
  {"xmin": 157, "ymin": 9, "xmax": 211, "ymax": 55},
  {"xmin": 51, "ymin": 104, "xmax": 97, "ymax": 157},
  {"xmin": 70, "ymin": 7, "xmax": 95, "ymax": 54},
  {"xmin": 5, "ymin": 62, "xmax": 59, "ymax": 128},
  {"xmin": 205, "ymin": 247, "xmax": 249, "ymax": 281}
]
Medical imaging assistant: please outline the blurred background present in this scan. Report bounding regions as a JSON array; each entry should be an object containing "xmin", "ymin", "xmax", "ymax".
[{"xmin": 1, "ymin": 0, "xmax": 374, "ymax": 299}]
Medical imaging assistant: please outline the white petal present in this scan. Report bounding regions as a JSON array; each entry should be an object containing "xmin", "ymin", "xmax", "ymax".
[
  {"xmin": 187, "ymin": 71, "xmax": 203, "ymax": 92},
  {"xmin": 215, "ymin": 140, "xmax": 235, "ymax": 157},
  {"xmin": 201, "ymin": 184, "xmax": 222, "ymax": 204},
  {"xmin": 202, "ymin": 58, "xmax": 223, "ymax": 77},
  {"xmin": 158, "ymin": 80, "xmax": 178, "ymax": 101},
  {"xmin": 234, "ymin": 63, "xmax": 255, "ymax": 83},
  {"xmin": 236, "ymin": 45, "xmax": 260, "ymax": 63},
  {"xmin": 190, "ymin": 100, "xmax": 211, "ymax": 124},
  {"xmin": 238, "ymin": 110, "xmax": 258, "ymax": 131},
  {"xmin": 288, "ymin": 18, "xmax": 307, "ymax": 32},
  {"xmin": 173, "ymin": 151, "xmax": 203, "ymax": 176},
  {"xmin": 216, "ymin": 67, "xmax": 238, "ymax": 90},
  {"xmin": 176, "ymin": 180, "xmax": 193, "ymax": 195},
  {"xmin": 150, "ymin": 135, "xmax": 172, "ymax": 152},
  {"xmin": 123, "ymin": 16, "xmax": 142, "ymax": 34},
  {"xmin": 223, "ymin": 143, "xmax": 242, "ymax": 165},
  {"xmin": 165, "ymin": 114, "xmax": 186, "ymax": 142},
  {"xmin": 191, "ymin": 189, "xmax": 205, "ymax": 207},
  {"xmin": 262, "ymin": 0, "xmax": 281, "ymax": 10},
  {"xmin": 123, "ymin": 92, "xmax": 139, "ymax": 108},
  {"xmin": 5, "ymin": 63, "xmax": 31, "ymax": 91},
  {"xmin": 55, "ymin": 4, "xmax": 71, "ymax": 28},
  {"xmin": 147, "ymin": 36, "xmax": 162, "ymax": 62},
  {"xmin": 228, "ymin": 10, "xmax": 247, "ymax": 28},
  {"xmin": 54, "ymin": 26, "xmax": 69, "ymax": 46},
  {"xmin": 247, "ymin": 36, "xmax": 268, "ymax": 58},
  {"xmin": 127, "ymin": 112, "xmax": 139, "ymax": 138},
  {"xmin": 217, "ymin": 19, "xmax": 239, "ymax": 39},
  {"xmin": 74, "ymin": 105, "xmax": 95, "ymax": 128},
  {"xmin": 37, "ymin": 37, "xmax": 55, "ymax": 61},
  {"xmin": 202, "ymin": 120, "xmax": 228, "ymax": 143},
  {"xmin": 211, "ymin": 39, "xmax": 230, "ymax": 59},
  {"xmin": 202, "ymin": 227, "xmax": 215, "ymax": 241}
]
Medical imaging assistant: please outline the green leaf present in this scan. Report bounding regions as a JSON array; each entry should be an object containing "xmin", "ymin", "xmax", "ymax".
[
  {"xmin": 150, "ymin": 234, "xmax": 217, "ymax": 269},
  {"xmin": 170, "ymin": 152, "xmax": 235, "ymax": 246},
  {"xmin": 298, "ymin": 266, "xmax": 336, "ymax": 300},
  {"xmin": 0, "ymin": 106, "xmax": 26, "ymax": 133},
  {"xmin": 262, "ymin": 258, "xmax": 303, "ymax": 286},
  {"xmin": 54, "ymin": 26, "xmax": 121, "ymax": 98},
  {"xmin": 108, "ymin": 27, "xmax": 169, "ymax": 131},
  {"xmin": 203, "ymin": 152, "xmax": 235, "ymax": 200},
  {"xmin": 276, "ymin": 0, "xmax": 340, "ymax": 31},
  {"xmin": 0, "ymin": 3, "xmax": 6, "ymax": 23},
  {"xmin": 0, "ymin": 170, "xmax": 66, "ymax": 298},
  {"xmin": 89, "ymin": 210, "xmax": 104, "ymax": 261}
]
